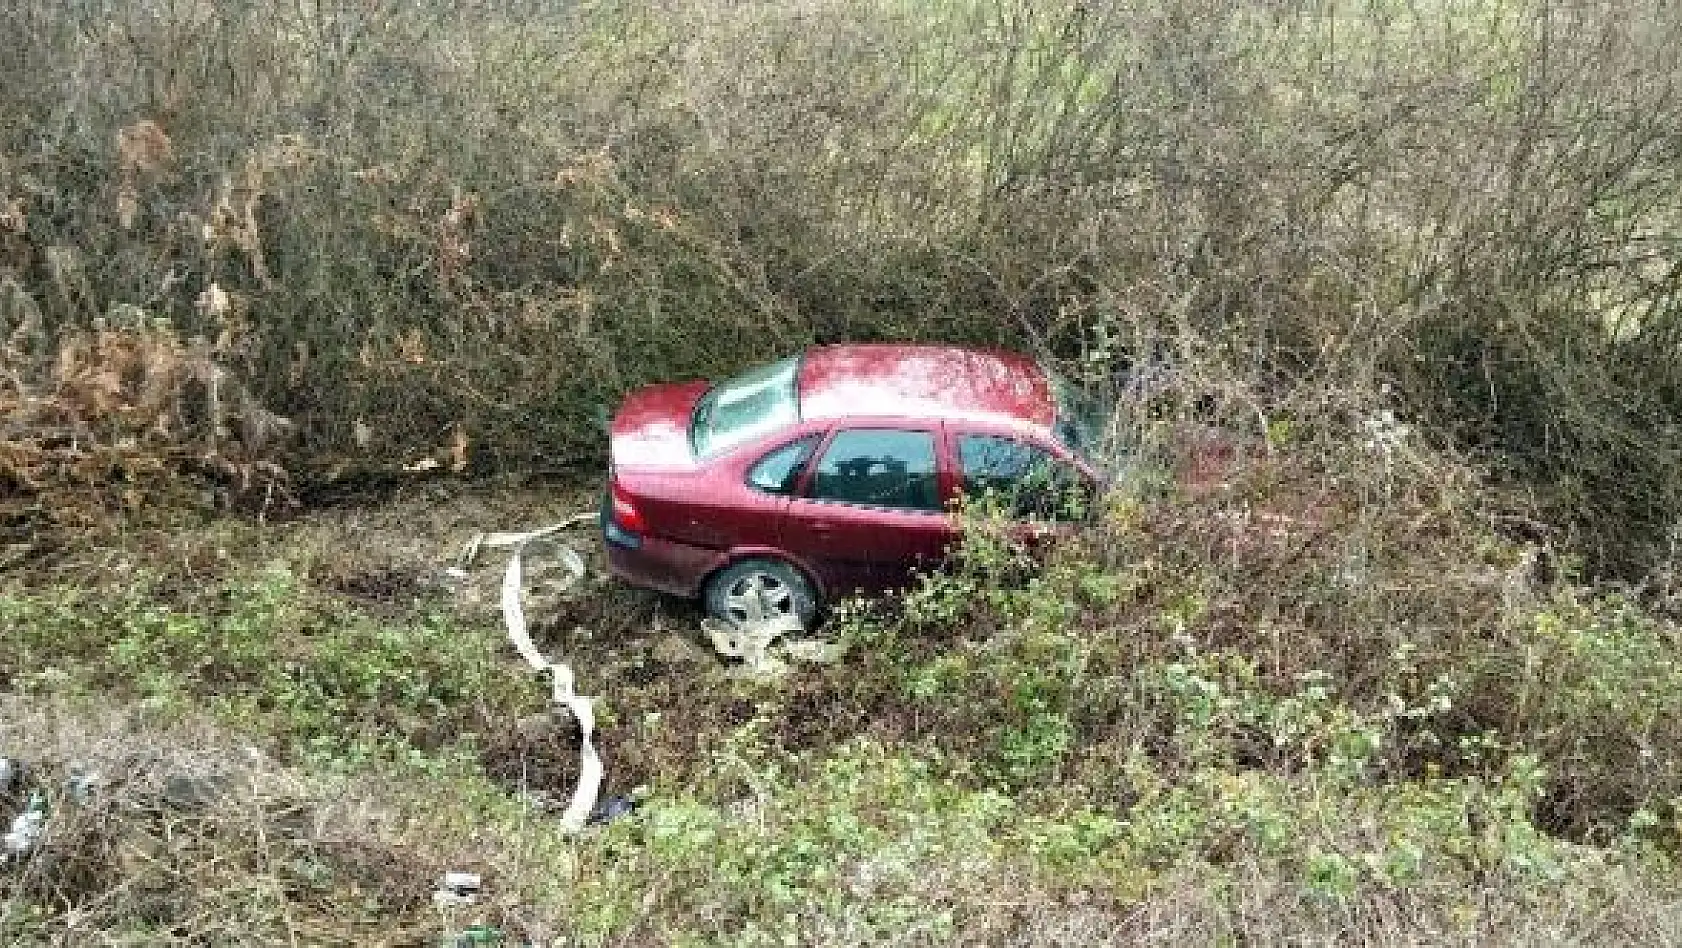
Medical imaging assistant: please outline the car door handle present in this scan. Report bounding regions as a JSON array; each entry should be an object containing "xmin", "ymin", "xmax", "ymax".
[{"xmin": 809, "ymin": 521, "xmax": 834, "ymax": 535}]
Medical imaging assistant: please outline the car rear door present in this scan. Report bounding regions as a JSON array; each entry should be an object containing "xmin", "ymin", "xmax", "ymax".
[
  {"xmin": 946, "ymin": 427, "xmax": 1098, "ymax": 546},
  {"xmin": 782, "ymin": 425, "xmax": 957, "ymax": 596}
]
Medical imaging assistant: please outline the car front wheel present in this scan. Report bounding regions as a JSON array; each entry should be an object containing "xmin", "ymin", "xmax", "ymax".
[{"xmin": 704, "ymin": 558, "xmax": 820, "ymax": 630}]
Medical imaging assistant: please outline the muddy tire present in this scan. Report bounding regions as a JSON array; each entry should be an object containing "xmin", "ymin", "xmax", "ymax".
[{"xmin": 703, "ymin": 558, "xmax": 820, "ymax": 629}]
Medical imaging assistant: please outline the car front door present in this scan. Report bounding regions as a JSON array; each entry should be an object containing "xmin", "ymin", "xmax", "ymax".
[{"xmin": 783, "ymin": 425, "xmax": 956, "ymax": 596}]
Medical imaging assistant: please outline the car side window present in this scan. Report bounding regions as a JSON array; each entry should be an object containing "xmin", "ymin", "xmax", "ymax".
[
  {"xmin": 957, "ymin": 434, "xmax": 1090, "ymax": 521},
  {"xmin": 808, "ymin": 429, "xmax": 941, "ymax": 511},
  {"xmin": 747, "ymin": 436, "xmax": 818, "ymax": 495}
]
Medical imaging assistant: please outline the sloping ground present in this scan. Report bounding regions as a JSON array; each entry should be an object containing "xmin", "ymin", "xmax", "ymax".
[{"xmin": 2, "ymin": 473, "xmax": 1681, "ymax": 944}]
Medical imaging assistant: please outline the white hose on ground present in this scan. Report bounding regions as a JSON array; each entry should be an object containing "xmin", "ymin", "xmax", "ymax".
[
  {"xmin": 466, "ymin": 513, "xmax": 600, "ymax": 832},
  {"xmin": 460, "ymin": 510, "xmax": 837, "ymax": 827}
]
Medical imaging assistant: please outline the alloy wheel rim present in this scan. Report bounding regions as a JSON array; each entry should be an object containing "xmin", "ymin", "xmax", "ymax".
[{"xmin": 723, "ymin": 571, "xmax": 795, "ymax": 625}]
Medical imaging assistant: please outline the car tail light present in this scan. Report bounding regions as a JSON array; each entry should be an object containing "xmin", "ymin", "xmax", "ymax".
[{"xmin": 610, "ymin": 477, "xmax": 647, "ymax": 534}]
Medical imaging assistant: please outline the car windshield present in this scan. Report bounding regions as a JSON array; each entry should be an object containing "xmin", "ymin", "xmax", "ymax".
[
  {"xmin": 691, "ymin": 356, "xmax": 801, "ymax": 457},
  {"xmin": 1045, "ymin": 366, "xmax": 1120, "ymax": 471}
]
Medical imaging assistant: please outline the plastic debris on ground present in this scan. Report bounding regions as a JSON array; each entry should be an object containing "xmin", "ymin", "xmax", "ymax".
[
  {"xmin": 441, "ymin": 924, "xmax": 506, "ymax": 947},
  {"xmin": 433, "ymin": 870, "xmax": 483, "ymax": 908},
  {"xmin": 703, "ymin": 612, "xmax": 842, "ymax": 680},
  {"xmin": 454, "ymin": 515, "xmax": 604, "ymax": 833},
  {"xmin": 586, "ymin": 794, "xmax": 638, "ymax": 826},
  {"xmin": 3, "ymin": 790, "xmax": 46, "ymax": 861},
  {"xmin": 65, "ymin": 768, "xmax": 100, "ymax": 805},
  {"xmin": 450, "ymin": 511, "xmax": 848, "ymax": 850}
]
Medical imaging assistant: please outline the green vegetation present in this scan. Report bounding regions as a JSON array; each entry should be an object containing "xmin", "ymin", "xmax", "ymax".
[
  {"xmin": 0, "ymin": 566, "xmax": 540, "ymax": 767},
  {"xmin": 3, "ymin": 453, "xmax": 1681, "ymax": 941},
  {"xmin": 3, "ymin": 0, "xmax": 1682, "ymax": 941}
]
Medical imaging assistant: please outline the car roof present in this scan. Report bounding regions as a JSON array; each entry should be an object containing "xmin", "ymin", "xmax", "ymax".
[{"xmin": 797, "ymin": 344, "xmax": 1056, "ymax": 432}]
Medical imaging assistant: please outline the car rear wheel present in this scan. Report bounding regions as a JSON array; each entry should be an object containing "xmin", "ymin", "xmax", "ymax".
[{"xmin": 704, "ymin": 558, "xmax": 820, "ymax": 629}]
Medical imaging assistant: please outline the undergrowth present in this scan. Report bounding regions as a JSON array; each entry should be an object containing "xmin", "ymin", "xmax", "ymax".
[
  {"xmin": 2, "ymin": 439, "xmax": 1680, "ymax": 943},
  {"xmin": 0, "ymin": 565, "xmax": 542, "ymax": 769},
  {"xmin": 2, "ymin": 0, "xmax": 1680, "ymax": 941}
]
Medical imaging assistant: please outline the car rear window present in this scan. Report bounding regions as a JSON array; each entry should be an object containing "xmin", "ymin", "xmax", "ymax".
[
  {"xmin": 747, "ymin": 436, "xmax": 818, "ymax": 494},
  {"xmin": 808, "ymin": 429, "xmax": 941, "ymax": 511},
  {"xmin": 1044, "ymin": 366, "xmax": 1113, "ymax": 466},
  {"xmin": 691, "ymin": 357, "xmax": 800, "ymax": 457}
]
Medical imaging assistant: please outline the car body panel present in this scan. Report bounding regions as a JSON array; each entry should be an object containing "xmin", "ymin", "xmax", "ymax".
[
  {"xmin": 779, "ymin": 497, "xmax": 955, "ymax": 596},
  {"xmin": 775, "ymin": 420, "xmax": 959, "ymax": 596},
  {"xmin": 629, "ymin": 465, "xmax": 788, "ymax": 554},
  {"xmin": 939, "ymin": 416, "xmax": 1100, "ymax": 485},
  {"xmin": 605, "ymin": 533, "xmax": 728, "ymax": 598},
  {"xmin": 940, "ymin": 420, "xmax": 1091, "ymax": 551}
]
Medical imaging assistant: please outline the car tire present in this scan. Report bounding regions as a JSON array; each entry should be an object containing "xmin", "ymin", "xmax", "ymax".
[{"xmin": 704, "ymin": 558, "xmax": 821, "ymax": 629}]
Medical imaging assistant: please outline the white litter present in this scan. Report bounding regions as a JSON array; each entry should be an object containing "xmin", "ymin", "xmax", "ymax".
[
  {"xmin": 780, "ymin": 637, "xmax": 845, "ymax": 666},
  {"xmin": 3, "ymin": 793, "xmax": 45, "ymax": 860},
  {"xmin": 65, "ymin": 770, "xmax": 99, "ymax": 805},
  {"xmin": 439, "ymin": 871, "xmax": 482, "ymax": 896},
  {"xmin": 456, "ymin": 510, "xmax": 842, "ymax": 828}
]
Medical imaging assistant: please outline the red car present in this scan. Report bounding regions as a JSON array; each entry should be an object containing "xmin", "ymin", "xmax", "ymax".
[{"xmin": 602, "ymin": 344, "xmax": 1108, "ymax": 627}]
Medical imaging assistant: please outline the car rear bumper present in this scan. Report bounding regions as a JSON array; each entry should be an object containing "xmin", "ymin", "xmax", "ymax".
[
  {"xmin": 605, "ymin": 535, "xmax": 726, "ymax": 598},
  {"xmin": 601, "ymin": 499, "xmax": 724, "ymax": 598}
]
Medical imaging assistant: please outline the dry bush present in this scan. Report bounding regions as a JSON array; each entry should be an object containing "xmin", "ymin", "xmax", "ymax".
[
  {"xmin": 0, "ymin": 292, "xmax": 293, "ymax": 550},
  {"xmin": 0, "ymin": 0, "xmax": 1679, "ymax": 572},
  {"xmin": 0, "ymin": 702, "xmax": 451, "ymax": 943}
]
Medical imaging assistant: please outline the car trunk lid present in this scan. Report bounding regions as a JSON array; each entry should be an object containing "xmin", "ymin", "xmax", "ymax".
[{"xmin": 609, "ymin": 380, "xmax": 708, "ymax": 471}]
